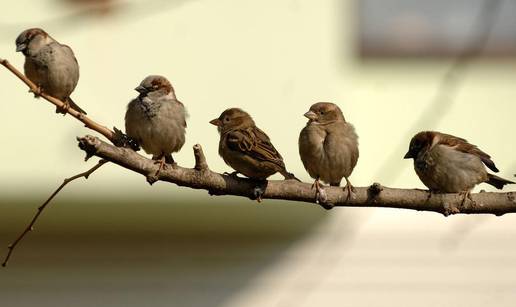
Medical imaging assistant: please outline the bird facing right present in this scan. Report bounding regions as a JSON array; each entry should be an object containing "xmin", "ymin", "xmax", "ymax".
[
  {"xmin": 299, "ymin": 102, "xmax": 359, "ymax": 207},
  {"xmin": 404, "ymin": 131, "xmax": 514, "ymax": 201}
]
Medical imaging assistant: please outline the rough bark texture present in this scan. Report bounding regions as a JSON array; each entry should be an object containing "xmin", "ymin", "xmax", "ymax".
[
  {"xmin": 0, "ymin": 58, "xmax": 115, "ymax": 142},
  {"xmin": 78, "ymin": 135, "xmax": 516, "ymax": 216},
  {"xmin": 2, "ymin": 57, "xmax": 516, "ymax": 217}
]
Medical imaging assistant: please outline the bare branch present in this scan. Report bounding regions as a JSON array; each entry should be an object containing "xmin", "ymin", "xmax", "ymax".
[
  {"xmin": 193, "ymin": 144, "xmax": 209, "ymax": 171},
  {"xmin": 78, "ymin": 135, "xmax": 516, "ymax": 216},
  {"xmin": 0, "ymin": 58, "xmax": 115, "ymax": 142},
  {"xmin": 2, "ymin": 56, "xmax": 516, "ymax": 269},
  {"xmin": 2, "ymin": 160, "xmax": 108, "ymax": 267}
]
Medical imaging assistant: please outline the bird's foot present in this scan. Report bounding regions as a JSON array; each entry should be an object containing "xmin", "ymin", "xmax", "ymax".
[
  {"xmin": 253, "ymin": 186, "xmax": 264, "ymax": 203},
  {"xmin": 343, "ymin": 178, "xmax": 356, "ymax": 203},
  {"xmin": 29, "ymin": 85, "xmax": 43, "ymax": 98},
  {"xmin": 426, "ymin": 191, "xmax": 432, "ymax": 203},
  {"xmin": 147, "ymin": 156, "xmax": 171, "ymax": 185},
  {"xmin": 251, "ymin": 180, "xmax": 268, "ymax": 203},
  {"xmin": 425, "ymin": 190, "xmax": 435, "ymax": 203},
  {"xmin": 459, "ymin": 190, "xmax": 475, "ymax": 208},
  {"xmin": 56, "ymin": 101, "xmax": 71, "ymax": 115},
  {"xmin": 311, "ymin": 179, "xmax": 333, "ymax": 210},
  {"xmin": 151, "ymin": 155, "xmax": 168, "ymax": 177},
  {"xmin": 164, "ymin": 154, "xmax": 177, "ymax": 168},
  {"xmin": 223, "ymin": 171, "xmax": 240, "ymax": 179}
]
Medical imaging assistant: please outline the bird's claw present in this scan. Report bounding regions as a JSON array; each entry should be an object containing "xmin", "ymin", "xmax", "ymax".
[
  {"xmin": 253, "ymin": 186, "xmax": 264, "ymax": 203},
  {"xmin": 459, "ymin": 191, "xmax": 475, "ymax": 207},
  {"xmin": 29, "ymin": 85, "xmax": 42, "ymax": 98},
  {"xmin": 149, "ymin": 156, "xmax": 168, "ymax": 182},
  {"xmin": 224, "ymin": 171, "xmax": 240, "ymax": 178},
  {"xmin": 56, "ymin": 101, "xmax": 71, "ymax": 115},
  {"xmin": 154, "ymin": 157, "xmax": 168, "ymax": 170},
  {"xmin": 344, "ymin": 178, "xmax": 356, "ymax": 203},
  {"xmin": 312, "ymin": 179, "xmax": 333, "ymax": 210},
  {"xmin": 425, "ymin": 190, "xmax": 434, "ymax": 202}
]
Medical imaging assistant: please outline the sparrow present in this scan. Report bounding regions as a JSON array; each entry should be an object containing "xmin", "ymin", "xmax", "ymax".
[
  {"xmin": 125, "ymin": 75, "xmax": 187, "ymax": 179},
  {"xmin": 15, "ymin": 28, "xmax": 86, "ymax": 114},
  {"xmin": 299, "ymin": 102, "xmax": 359, "ymax": 208},
  {"xmin": 210, "ymin": 108, "xmax": 298, "ymax": 200},
  {"xmin": 404, "ymin": 131, "xmax": 514, "ymax": 203}
]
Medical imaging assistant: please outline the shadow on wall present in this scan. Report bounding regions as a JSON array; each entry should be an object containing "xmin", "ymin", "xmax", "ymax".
[{"xmin": 0, "ymin": 195, "xmax": 328, "ymax": 307}]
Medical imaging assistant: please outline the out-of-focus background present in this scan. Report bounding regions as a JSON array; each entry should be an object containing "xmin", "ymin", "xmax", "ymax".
[{"xmin": 1, "ymin": 0, "xmax": 516, "ymax": 306}]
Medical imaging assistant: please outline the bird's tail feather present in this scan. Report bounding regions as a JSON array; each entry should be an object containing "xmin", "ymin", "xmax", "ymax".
[
  {"xmin": 55, "ymin": 97, "xmax": 87, "ymax": 115},
  {"xmin": 486, "ymin": 173, "xmax": 515, "ymax": 189},
  {"xmin": 281, "ymin": 170, "xmax": 301, "ymax": 182}
]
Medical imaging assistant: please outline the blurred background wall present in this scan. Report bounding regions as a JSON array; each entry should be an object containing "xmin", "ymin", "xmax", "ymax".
[{"xmin": 0, "ymin": 0, "xmax": 516, "ymax": 306}]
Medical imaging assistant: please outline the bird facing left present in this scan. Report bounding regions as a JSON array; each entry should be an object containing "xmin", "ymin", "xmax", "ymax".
[
  {"xmin": 210, "ymin": 108, "xmax": 298, "ymax": 181},
  {"xmin": 404, "ymin": 131, "xmax": 514, "ymax": 203},
  {"xmin": 15, "ymin": 28, "xmax": 87, "ymax": 114},
  {"xmin": 125, "ymin": 75, "xmax": 187, "ymax": 179}
]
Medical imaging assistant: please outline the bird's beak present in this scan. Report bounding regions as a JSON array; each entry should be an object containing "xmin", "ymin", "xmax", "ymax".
[
  {"xmin": 135, "ymin": 85, "xmax": 148, "ymax": 94},
  {"xmin": 304, "ymin": 110, "xmax": 317, "ymax": 120},
  {"xmin": 16, "ymin": 43, "xmax": 27, "ymax": 52},
  {"xmin": 210, "ymin": 118, "xmax": 222, "ymax": 126},
  {"xmin": 403, "ymin": 150, "xmax": 413, "ymax": 159}
]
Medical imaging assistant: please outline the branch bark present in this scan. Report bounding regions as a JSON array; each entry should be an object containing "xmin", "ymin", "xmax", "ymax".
[
  {"xmin": 2, "ymin": 159, "xmax": 108, "ymax": 267},
  {"xmin": 0, "ymin": 58, "xmax": 115, "ymax": 142},
  {"xmin": 78, "ymin": 135, "xmax": 516, "ymax": 216},
  {"xmin": 2, "ymin": 57, "xmax": 516, "ymax": 219}
]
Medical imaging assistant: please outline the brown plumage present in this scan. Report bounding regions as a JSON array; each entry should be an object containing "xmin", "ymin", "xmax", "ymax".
[
  {"xmin": 404, "ymin": 131, "xmax": 514, "ymax": 194},
  {"xmin": 299, "ymin": 102, "xmax": 359, "ymax": 206},
  {"xmin": 125, "ymin": 75, "xmax": 187, "ymax": 178},
  {"xmin": 210, "ymin": 108, "xmax": 297, "ymax": 181},
  {"xmin": 15, "ymin": 28, "xmax": 86, "ymax": 114}
]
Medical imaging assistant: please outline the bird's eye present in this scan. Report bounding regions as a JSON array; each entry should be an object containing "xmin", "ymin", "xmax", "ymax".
[
  {"xmin": 412, "ymin": 141, "xmax": 422, "ymax": 151},
  {"xmin": 320, "ymin": 111, "xmax": 324, "ymax": 115},
  {"xmin": 224, "ymin": 117, "xmax": 229, "ymax": 122}
]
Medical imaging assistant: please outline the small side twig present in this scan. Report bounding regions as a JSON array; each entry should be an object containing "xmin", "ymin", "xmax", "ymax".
[
  {"xmin": 2, "ymin": 159, "xmax": 108, "ymax": 267},
  {"xmin": 77, "ymin": 135, "xmax": 516, "ymax": 216},
  {"xmin": 193, "ymin": 144, "xmax": 209, "ymax": 171}
]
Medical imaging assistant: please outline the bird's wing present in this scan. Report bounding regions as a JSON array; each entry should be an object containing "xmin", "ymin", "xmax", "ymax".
[
  {"xmin": 226, "ymin": 126, "xmax": 286, "ymax": 169},
  {"xmin": 59, "ymin": 43, "xmax": 78, "ymax": 64},
  {"xmin": 174, "ymin": 99, "xmax": 187, "ymax": 128},
  {"xmin": 436, "ymin": 132, "xmax": 498, "ymax": 172}
]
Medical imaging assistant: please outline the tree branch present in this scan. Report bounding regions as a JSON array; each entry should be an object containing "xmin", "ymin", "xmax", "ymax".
[
  {"xmin": 77, "ymin": 135, "xmax": 516, "ymax": 216},
  {"xmin": 2, "ymin": 55, "xmax": 516, "ymax": 248},
  {"xmin": 2, "ymin": 159, "xmax": 108, "ymax": 267},
  {"xmin": 0, "ymin": 58, "xmax": 115, "ymax": 142}
]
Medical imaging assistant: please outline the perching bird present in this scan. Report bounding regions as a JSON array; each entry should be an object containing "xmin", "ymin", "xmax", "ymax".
[
  {"xmin": 15, "ymin": 28, "xmax": 86, "ymax": 114},
  {"xmin": 210, "ymin": 108, "xmax": 298, "ymax": 199},
  {"xmin": 404, "ymin": 131, "xmax": 514, "ymax": 202},
  {"xmin": 125, "ymin": 75, "xmax": 187, "ymax": 178},
  {"xmin": 299, "ymin": 102, "xmax": 359, "ymax": 208}
]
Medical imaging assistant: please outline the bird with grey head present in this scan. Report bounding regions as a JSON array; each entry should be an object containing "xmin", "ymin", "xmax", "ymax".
[
  {"xmin": 299, "ymin": 102, "xmax": 359, "ymax": 209},
  {"xmin": 15, "ymin": 28, "xmax": 86, "ymax": 114},
  {"xmin": 404, "ymin": 131, "xmax": 514, "ymax": 204},
  {"xmin": 125, "ymin": 75, "xmax": 187, "ymax": 180}
]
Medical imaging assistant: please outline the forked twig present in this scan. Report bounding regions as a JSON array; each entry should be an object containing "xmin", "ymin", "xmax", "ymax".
[{"xmin": 2, "ymin": 159, "xmax": 108, "ymax": 267}]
